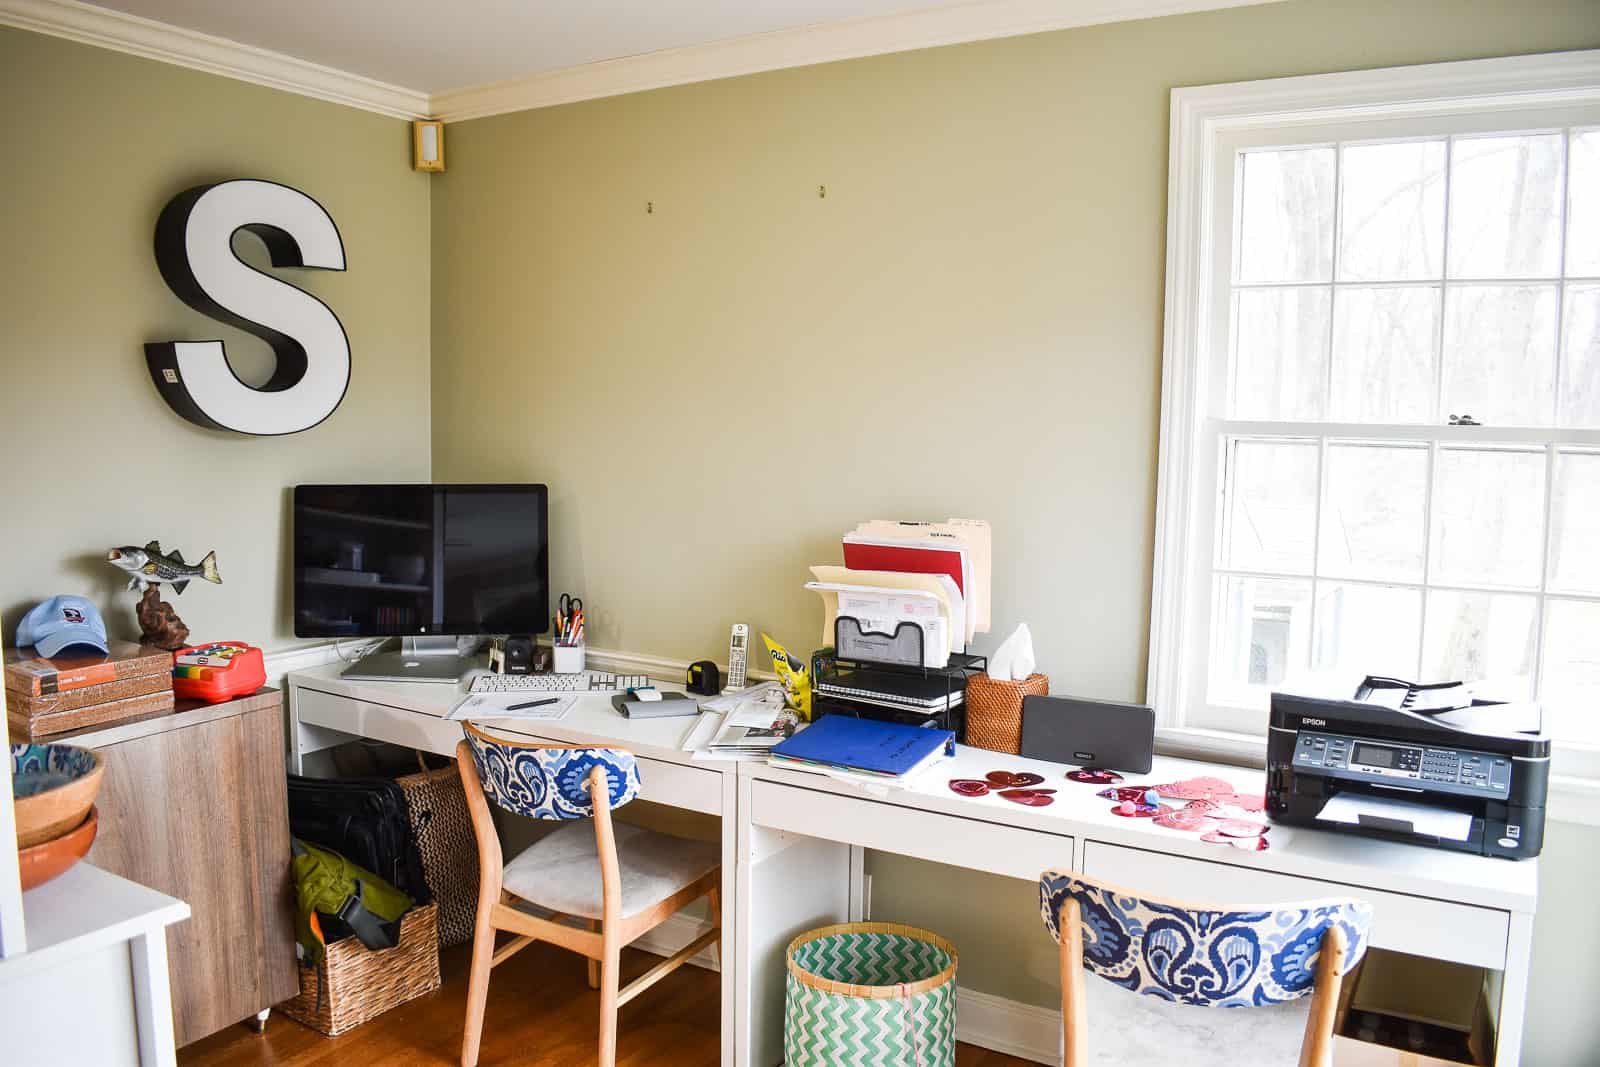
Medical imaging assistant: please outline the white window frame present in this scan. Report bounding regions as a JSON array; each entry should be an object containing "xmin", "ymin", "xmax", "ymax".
[{"xmin": 1150, "ymin": 49, "xmax": 1600, "ymax": 824}]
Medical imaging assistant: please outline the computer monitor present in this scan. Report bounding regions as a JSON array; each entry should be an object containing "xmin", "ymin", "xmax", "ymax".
[{"xmin": 293, "ymin": 483, "xmax": 548, "ymax": 681}]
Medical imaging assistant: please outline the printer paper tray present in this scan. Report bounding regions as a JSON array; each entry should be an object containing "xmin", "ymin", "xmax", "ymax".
[{"xmin": 1317, "ymin": 793, "xmax": 1473, "ymax": 842}]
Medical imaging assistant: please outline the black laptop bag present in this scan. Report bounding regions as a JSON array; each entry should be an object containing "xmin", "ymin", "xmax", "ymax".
[{"xmin": 286, "ymin": 775, "xmax": 433, "ymax": 923}]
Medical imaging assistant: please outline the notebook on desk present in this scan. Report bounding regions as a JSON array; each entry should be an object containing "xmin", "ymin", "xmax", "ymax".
[
  {"xmin": 816, "ymin": 668, "xmax": 965, "ymax": 710},
  {"xmin": 768, "ymin": 714, "xmax": 955, "ymax": 778}
]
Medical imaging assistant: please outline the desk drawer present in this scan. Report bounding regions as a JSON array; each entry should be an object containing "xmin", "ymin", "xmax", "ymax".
[
  {"xmin": 1082, "ymin": 841, "xmax": 1509, "ymax": 970},
  {"xmin": 293, "ymin": 686, "xmax": 723, "ymax": 815},
  {"xmin": 295, "ymin": 686, "xmax": 461, "ymax": 756},
  {"xmin": 751, "ymin": 780, "xmax": 1073, "ymax": 881}
]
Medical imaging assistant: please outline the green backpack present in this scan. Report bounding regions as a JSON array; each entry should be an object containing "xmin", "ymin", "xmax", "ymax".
[{"xmin": 290, "ymin": 838, "xmax": 413, "ymax": 964}]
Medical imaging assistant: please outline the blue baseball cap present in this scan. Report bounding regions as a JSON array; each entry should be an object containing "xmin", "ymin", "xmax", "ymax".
[{"xmin": 16, "ymin": 596, "xmax": 110, "ymax": 658}]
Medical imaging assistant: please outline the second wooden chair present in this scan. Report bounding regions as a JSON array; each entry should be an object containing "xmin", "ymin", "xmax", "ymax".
[
  {"xmin": 1040, "ymin": 870, "xmax": 1372, "ymax": 1067},
  {"xmin": 457, "ymin": 722, "xmax": 722, "ymax": 1067}
]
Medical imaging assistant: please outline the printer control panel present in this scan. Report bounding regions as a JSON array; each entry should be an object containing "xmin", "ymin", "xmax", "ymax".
[{"xmin": 1293, "ymin": 731, "xmax": 1512, "ymax": 800}]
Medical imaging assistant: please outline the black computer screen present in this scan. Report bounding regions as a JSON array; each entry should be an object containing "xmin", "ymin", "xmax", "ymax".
[{"xmin": 293, "ymin": 484, "xmax": 548, "ymax": 638}]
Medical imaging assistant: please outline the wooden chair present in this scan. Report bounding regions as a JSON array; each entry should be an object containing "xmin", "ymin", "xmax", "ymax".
[
  {"xmin": 456, "ymin": 723, "xmax": 722, "ymax": 1067},
  {"xmin": 1039, "ymin": 870, "xmax": 1373, "ymax": 1067}
]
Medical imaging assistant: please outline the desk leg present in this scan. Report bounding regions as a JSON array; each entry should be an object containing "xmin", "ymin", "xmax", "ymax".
[
  {"xmin": 735, "ymin": 775, "xmax": 851, "ymax": 1067},
  {"xmin": 720, "ymin": 771, "xmax": 738, "ymax": 1067},
  {"xmin": 1495, "ymin": 911, "xmax": 1534, "ymax": 1067},
  {"xmin": 130, "ymin": 929, "xmax": 179, "ymax": 1067}
]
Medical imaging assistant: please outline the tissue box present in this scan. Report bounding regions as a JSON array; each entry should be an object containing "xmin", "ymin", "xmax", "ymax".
[{"xmin": 966, "ymin": 672, "xmax": 1048, "ymax": 753}]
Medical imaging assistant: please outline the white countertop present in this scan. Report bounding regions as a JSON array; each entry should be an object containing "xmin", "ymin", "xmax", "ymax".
[
  {"xmin": 289, "ymin": 660, "xmax": 725, "ymax": 766},
  {"xmin": 749, "ymin": 742, "xmax": 1541, "ymax": 912},
  {"xmin": 2, "ymin": 864, "xmax": 189, "ymax": 981}
]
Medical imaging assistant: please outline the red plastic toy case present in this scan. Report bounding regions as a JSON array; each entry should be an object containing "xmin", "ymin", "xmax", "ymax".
[{"xmin": 171, "ymin": 641, "xmax": 266, "ymax": 703}]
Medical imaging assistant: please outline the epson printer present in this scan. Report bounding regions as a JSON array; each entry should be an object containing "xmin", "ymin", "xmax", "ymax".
[{"xmin": 1268, "ymin": 688, "xmax": 1549, "ymax": 860}]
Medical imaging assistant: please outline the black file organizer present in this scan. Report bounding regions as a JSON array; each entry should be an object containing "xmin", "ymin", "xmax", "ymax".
[{"xmin": 810, "ymin": 617, "xmax": 986, "ymax": 739}]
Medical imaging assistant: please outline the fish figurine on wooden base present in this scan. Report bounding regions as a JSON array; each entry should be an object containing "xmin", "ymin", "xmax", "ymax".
[
  {"xmin": 108, "ymin": 541, "xmax": 221, "ymax": 650},
  {"xmin": 107, "ymin": 541, "xmax": 221, "ymax": 595}
]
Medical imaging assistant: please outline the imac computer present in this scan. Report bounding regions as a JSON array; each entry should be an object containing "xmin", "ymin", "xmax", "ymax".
[{"xmin": 293, "ymin": 484, "xmax": 549, "ymax": 682}]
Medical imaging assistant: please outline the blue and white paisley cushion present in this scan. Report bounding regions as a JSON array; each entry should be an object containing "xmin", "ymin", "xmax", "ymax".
[
  {"xmin": 1039, "ymin": 871, "xmax": 1372, "ymax": 1008},
  {"xmin": 464, "ymin": 731, "xmax": 641, "ymax": 820}
]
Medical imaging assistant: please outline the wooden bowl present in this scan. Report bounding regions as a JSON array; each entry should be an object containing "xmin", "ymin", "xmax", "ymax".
[
  {"xmin": 19, "ymin": 806, "xmax": 98, "ymax": 891},
  {"xmin": 12, "ymin": 743, "xmax": 105, "ymax": 848}
]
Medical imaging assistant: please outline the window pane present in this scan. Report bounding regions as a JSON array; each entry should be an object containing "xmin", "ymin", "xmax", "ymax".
[
  {"xmin": 1549, "ymin": 451, "xmax": 1600, "ymax": 595},
  {"xmin": 1330, "ymin": 286, "xmax": 1439, "ymax": 423},
  {"xmin": 1223, "ymin": 439, "xmax": 1318, "ymax": 573},
  {"xmin": 1541, "ymin": 599, "xmax": 1600, "ymax": 746},
  {"xmin": 1560, "ymin": 283, "xmax": 1600, "ymax": 428},
  {"xmin": 1237, "ymin": 147, "xmax": 1336, "ymax": 283},
  {"xmin": 1319, "ymin": 443, "xmax": 1428, "ymax": 582},
  {"xmin": 1232, "ymin": 288, "xmax": 1329, "ymax": 419},
  {"xmin": 1441, "ymin": 285, "xmax": 1558, "ymax": 426},
  {"xmin": 1421, "ymin": 590, "xmax": 1536, "ymax": 698},
  {"xmin": 1313, "ymin": 582, "xmax": 1422, "ymax": 679},
  {"xmin": 1210, "ymin": 576, "xmax": 1312, "ymax": 707},
  {"xmin": 1568, "ymin": 129, "xmax": 1600, "ymax": 278},
  {"xmin": 1430, "ymin": 448, "xmax": 1546, "ymax": 589},
  {"xmin": 1338, "ymin": 140, "xmax": 1446, "ymax": 281},
  {"xmin": 1448, "ymin": 133, "xmax": 1564, "ymax": 279}
]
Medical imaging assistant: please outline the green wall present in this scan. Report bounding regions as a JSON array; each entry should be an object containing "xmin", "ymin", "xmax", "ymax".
[
  {"xmin": 3, "ymin": 2, "xmax": 1599, "ymax": 1062},
  {"xmin": 429, "ymin": 2, "xmax": 1600, "ymax": 1062},
  {"xmin": 0, "ymin": 28, "xmax": 432, "ymax": 649}
]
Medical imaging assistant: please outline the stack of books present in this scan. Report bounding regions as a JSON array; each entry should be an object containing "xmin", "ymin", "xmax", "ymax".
[{"xmin": 6, "ymin": 642, "xmax": 175, "ymax": 740}]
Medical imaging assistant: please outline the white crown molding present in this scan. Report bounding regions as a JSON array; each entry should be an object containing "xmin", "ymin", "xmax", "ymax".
[
  {"xmin": 428, "ymin": 0, "xmax": 1283, "ymax": 122},
  {"xmin": 0, "ymin": 0, "xmax": 429, "ymax": 119}
]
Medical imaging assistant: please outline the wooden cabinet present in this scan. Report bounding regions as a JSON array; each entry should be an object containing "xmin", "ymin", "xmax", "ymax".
[{"xmin": 63, "ymin": 689, "xmax": 297, "ymax": 1047}]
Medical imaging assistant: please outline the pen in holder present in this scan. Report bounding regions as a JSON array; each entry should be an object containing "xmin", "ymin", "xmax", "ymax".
[
  {"xmin": 553, "ymin": 641, "xmax": 585, "ymax": 674},
  {"xmin": 553, "ymin": 593, "xmax": 586, "ymax": 674}
]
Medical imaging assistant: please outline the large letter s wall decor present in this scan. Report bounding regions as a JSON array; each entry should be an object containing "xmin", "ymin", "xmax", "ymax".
[{"xmin": 145, "ymin": 179, "xmax": 350, "ymax": 435}]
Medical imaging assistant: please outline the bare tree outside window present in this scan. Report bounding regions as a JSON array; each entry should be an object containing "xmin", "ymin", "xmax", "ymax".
[{"xmin": 1208, "ymin": 127, "xmax": 1600, "ymax": 747}]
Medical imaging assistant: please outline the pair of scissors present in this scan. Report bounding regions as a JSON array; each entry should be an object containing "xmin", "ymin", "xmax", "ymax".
[{"xmin": 558, "ymin": 593, "xmax": 584, "ymax": 620}]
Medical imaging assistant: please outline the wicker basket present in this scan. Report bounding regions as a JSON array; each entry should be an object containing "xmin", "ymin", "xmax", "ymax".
[
  {"xmin": 279, "ymin": 902, "xmax": 442, "ymax": 1036},
  {"xmin": 784, "ymin": 922, "xmax": 958, "ymax": 1067},
  {"xmin": 964, "ymin": 672, "xmax": 1048, "ymax": 753}
]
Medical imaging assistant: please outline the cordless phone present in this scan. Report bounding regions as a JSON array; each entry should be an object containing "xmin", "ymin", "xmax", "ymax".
[{"xmin": 726, "ymin": 623, "xmax": 750, "ymax": 691}]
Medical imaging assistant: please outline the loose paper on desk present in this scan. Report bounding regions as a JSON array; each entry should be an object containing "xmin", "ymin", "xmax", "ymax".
[
  {"xmin": 448, "ymin": 692, "xmax": 578, "ymax": 722},
  {"xmin": 987, "ymin": 623, "xmax": 1036, "ymax": 681}
]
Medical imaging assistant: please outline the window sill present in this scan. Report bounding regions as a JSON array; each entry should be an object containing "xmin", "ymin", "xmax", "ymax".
[{"xmin": 1156, "ymin": 726, "xmax": 1600, "ymax": 827}]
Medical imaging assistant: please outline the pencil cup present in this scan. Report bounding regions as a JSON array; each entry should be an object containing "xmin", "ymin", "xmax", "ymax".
[{"xmin": 553, "ymin": 642, "xmax": 585, "ymax": 674}]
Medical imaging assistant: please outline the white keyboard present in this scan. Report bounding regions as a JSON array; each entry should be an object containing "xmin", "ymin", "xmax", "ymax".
[{"xmin": 468, "ymin": 671, "xmax": 650, "ymax": 694}]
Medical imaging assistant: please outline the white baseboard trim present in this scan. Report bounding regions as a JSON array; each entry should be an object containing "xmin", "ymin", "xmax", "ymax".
[{"xmin": 633, "ymin": 914, "xmax": 1059, "ymax": 1064}]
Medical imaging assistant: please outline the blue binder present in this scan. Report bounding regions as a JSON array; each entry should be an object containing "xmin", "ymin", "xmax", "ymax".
[{"xmin": 769, "ymin": 714, "xmax": 955, "ymax": 777}]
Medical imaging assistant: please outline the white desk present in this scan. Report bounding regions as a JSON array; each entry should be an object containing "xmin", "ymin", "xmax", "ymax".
[
  {"xmin": 284, "ymin": 663, "xmax": 740, "ymax": 1065},
  {"xmin": 734, "ymin": 744, "xmax": 1538, "ymax": 1067},
  {"xmin": 3, "ymin": 863, "xmax": 190, "ymax": 1066}
]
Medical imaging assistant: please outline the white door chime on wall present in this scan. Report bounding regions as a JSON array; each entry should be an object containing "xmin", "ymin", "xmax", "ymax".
[{"xmin": 145, "ymin": 179, "xmax": 351, "ymax": 436}]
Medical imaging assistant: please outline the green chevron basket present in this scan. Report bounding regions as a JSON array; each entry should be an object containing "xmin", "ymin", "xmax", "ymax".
[{"xmin": 784, "ymin": 922, "xmax": 958, "ymax": 1067}]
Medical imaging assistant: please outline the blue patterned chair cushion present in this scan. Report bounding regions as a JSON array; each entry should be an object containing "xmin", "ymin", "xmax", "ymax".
[
  {"xmin": 463, "ymin": 727, "xmax": 641, "ymax": 820},
  {"xmin": 1039, "ymin": 871, "xmax": 1371, "ymax": 1008}
]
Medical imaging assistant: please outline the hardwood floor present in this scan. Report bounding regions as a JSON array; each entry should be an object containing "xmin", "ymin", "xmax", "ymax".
[{"xmin": 182, "ymin": 939, "xmax": 1035, "ymax": 1066}]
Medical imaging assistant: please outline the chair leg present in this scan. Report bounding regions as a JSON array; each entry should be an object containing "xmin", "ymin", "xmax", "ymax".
[
  {"xmin": 1299, "ymin": 925, "xmax": 1348, "ymax": 1067},
  {"xmin": 706, "ymin": 886, "xmax": 722, "ymax": 968},
  {"xmin": 461, "ymin": 915, "xmax": 497, "ymax": 1067},
  {"xmin": 598, "ymin": 942, "xmax": 622, "ymax": 1067},
  {"xmin": 1060, "ymin": 900, "xmax": 1085, "ymax": 1067},
  {"xmin": 587, "ymin": 919, "xmax": 602, "ymax": 989}
]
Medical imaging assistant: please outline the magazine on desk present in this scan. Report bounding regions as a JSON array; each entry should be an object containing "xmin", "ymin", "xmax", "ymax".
[{"xmin": 681, "ymin": 682, "xmax": 801, "ymax": 759}]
